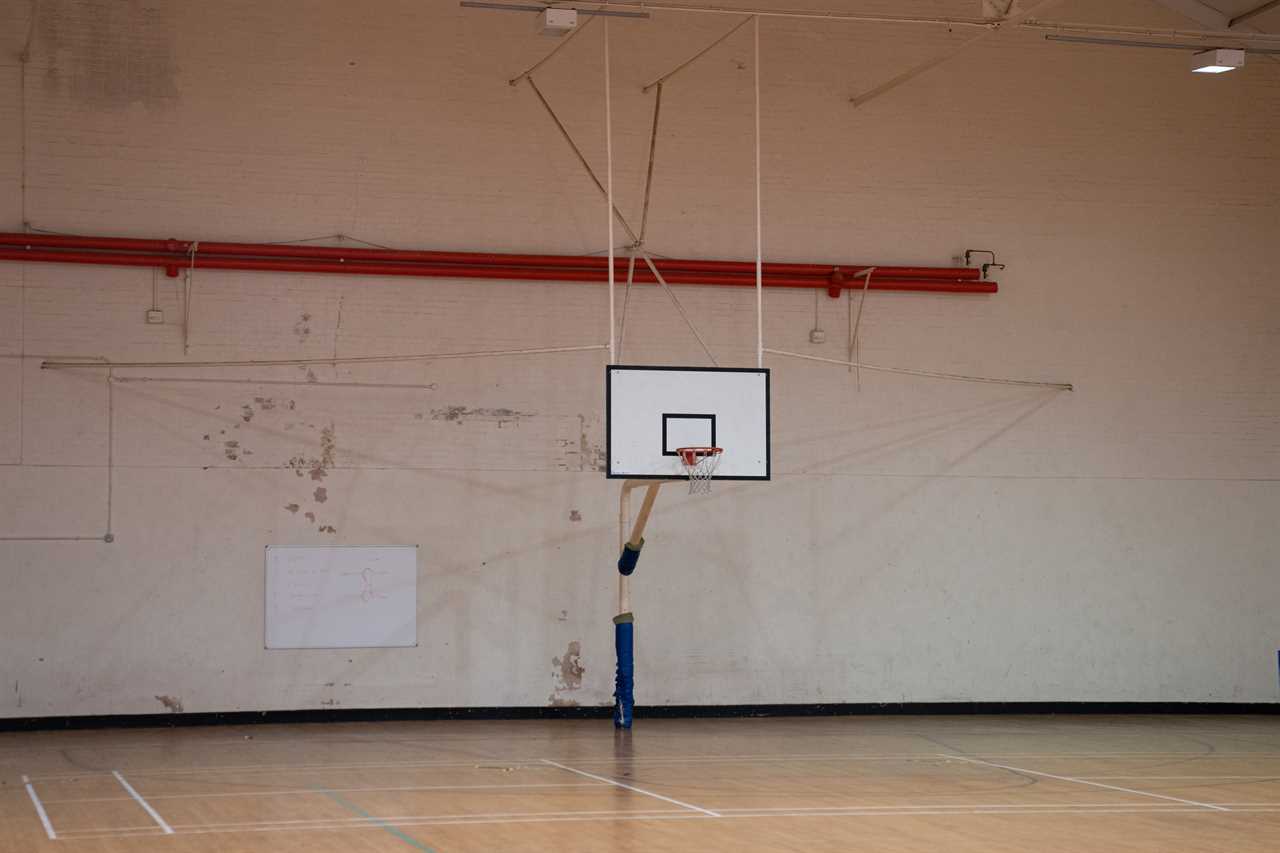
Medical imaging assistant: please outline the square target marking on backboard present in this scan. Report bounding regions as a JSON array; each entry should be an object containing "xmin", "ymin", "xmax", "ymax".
[
  {"xmin": 661, "ymin": 413, "xmax": 715, "ymax": 456},
  {"xmin": 607, "ymin": 365, "xmax": 770, "ymax": 480}
]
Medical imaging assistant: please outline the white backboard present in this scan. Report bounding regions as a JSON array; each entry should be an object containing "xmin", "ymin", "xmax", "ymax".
[
  {"xmin": 265, "ymin": 545, "xmax": 418, "ymax": 649},
  {"xmin": 607, "ymin": 366, "xmax": 770, "ymax": 480}
]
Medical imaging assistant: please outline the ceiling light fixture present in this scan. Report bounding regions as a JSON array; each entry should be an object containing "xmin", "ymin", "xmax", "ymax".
[{"xmin": 1191, "ymin": 48, "xmax": 1245, "ymax": 73}]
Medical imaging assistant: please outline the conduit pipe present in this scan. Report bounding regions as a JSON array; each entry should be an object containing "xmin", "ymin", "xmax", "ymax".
[{"xmin": 0, "ymin": 232, "xmax": 997, "ymax": 296}]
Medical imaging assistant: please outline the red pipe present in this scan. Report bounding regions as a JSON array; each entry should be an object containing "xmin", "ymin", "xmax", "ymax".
[
  {"xmin": 0, "ymin": 233, "xmax": 981, "ymax": 280},
  {"xmin": 0, "ymin": 247, "xmax": 998, "ymax": 294},
  {"xmin": 0, "ymin": 232, "xmax": 997, "ymax": 295}
]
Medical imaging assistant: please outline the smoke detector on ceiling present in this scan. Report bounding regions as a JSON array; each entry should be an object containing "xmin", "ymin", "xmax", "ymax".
[{"xmin": 542, "ymin": 8, "xmax": 578, "ymax": 36}]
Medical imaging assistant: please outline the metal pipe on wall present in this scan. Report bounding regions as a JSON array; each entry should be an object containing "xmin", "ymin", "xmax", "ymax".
[{"xmin": 0, "ymin": 232, "xmax": 998, "ymax": 296}]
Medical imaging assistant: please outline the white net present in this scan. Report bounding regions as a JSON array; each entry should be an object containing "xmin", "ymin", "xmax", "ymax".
[{"xmin": 677, "ymin": 447, "xmax": 722, "ymax": 495}]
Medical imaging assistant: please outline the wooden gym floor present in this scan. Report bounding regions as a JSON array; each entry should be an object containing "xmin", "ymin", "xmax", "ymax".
[{"xmin": 2, "ymin": 715, "xmax": 1278, "ymax": 851}]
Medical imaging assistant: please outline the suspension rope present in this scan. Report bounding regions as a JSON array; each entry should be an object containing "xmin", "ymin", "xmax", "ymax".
[
  {"xmin": 754, "ymin": 15, "xmax": 763, "ymax": 369},
  {"xmin": 605, "ymin": 17, "xmax": 616, "ymax": 363}
]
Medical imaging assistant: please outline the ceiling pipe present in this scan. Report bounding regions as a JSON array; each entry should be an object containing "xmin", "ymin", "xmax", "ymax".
[{"xmin": 0, "ymin": 232, "xmax": 997, "ymax": 296}]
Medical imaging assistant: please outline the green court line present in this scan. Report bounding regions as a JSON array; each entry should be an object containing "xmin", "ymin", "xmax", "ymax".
[{"xmin": 316, "ymin": 787, "xmax": 441, "ymax": 852}]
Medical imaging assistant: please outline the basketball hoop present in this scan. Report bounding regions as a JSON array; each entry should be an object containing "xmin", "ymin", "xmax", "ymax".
[{"xmin": 676, "ymin": 447, "xmax": 723, "ymax": 494}]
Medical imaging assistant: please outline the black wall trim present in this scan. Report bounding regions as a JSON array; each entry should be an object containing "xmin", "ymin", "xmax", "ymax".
[{"xmin": 3, "ymin": 702, "xmax": 1277, "ymax": 732}]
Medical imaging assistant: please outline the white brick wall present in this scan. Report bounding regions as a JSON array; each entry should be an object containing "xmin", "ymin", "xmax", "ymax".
[{"xmin": 1, "ymin": 0, "xmax": 1278, "ymax": 715}]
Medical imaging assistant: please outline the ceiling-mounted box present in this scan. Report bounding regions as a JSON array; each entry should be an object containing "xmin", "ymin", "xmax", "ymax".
[{"xmin": 542, "ymin": 8, "xmax": 577, "ymax": 36}]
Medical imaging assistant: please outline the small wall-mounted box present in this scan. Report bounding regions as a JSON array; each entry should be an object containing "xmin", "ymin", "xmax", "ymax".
[
  {"xmin": 542, "ymin": 8, "xmax": 577, "ymax": 36},
  {"xmin": 145, "ymin": 309, "xmax": 164, "ymax": 324}
]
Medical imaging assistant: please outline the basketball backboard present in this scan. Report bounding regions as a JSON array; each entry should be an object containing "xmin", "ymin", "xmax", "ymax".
[{"xmin": 606, "ymin": 365, "xmax": 770, "ymax": 480}]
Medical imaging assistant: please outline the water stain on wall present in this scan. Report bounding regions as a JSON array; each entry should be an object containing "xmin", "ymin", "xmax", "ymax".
[
  {"xmin": 38, "ymin": 0, "xmax": 180, "ymax": 109},
  {"xmin": 154, "ymin": 694, "xmax": 183, "ymax": 713},
  {"xmin": 313, "ymin": 487, "xmax": 327, "ymax": 503}
]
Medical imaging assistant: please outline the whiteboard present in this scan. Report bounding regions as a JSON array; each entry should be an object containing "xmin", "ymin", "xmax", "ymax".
[{"xmin": 265, "ymin": 546, "xmax": 418, "ymax": 649}]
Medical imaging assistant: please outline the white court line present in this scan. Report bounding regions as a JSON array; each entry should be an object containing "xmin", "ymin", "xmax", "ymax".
[
  {"xmin": 942, "ymin": 755, "xmax": 1231, "ymax": 812},
  {"xmin": 24, "ymin": 748, "xmax": 1280, "ymax": 782},
  {"xmin": 41, "ymin": 781, "xmax": 601, "ymax": 804},
  {"xmin": 27, "ymin": 748, "xmax": 1280, "ymax": 782},
  {"xmin": 1080, "ymin": 775, "xmax": 1280, "ymax": 781},
  {"xmin": 541, "ymin": 759, "xmax": 721, "ymax": 817},
  {"xmin": 21, "ymin": 774, "xmax": 57, "ymax": 840},
  {"xmin": 112, "ymin": 771, "xmax": 174, "ymax": 834},
  {"xmin": 55, "ymin": 807, "xmax": 684, "ymax": 835},
  {"xmin": 54, "ymin": 802, "xmax": 1279, "ymax": 840}
]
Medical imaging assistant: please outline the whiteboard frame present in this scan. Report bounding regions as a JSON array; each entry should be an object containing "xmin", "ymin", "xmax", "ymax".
[{"xmin": 264, "ymin": 545, "xmax": 419, "ymax": 650}]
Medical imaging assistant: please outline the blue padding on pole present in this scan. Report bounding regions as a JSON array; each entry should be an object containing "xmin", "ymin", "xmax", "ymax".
[
  {"xmin": 617, "ymin": 539, "xmax": 643, "ymax": 576},
  {"xmin": 613, "ymin": 618, "xmax": 634, "ymax": 729}
]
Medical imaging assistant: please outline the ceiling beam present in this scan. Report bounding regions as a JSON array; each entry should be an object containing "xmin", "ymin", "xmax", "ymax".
[
  {"xmin": 1150, "ymin": 0, "xmax": 1230, "ymax": 29},
  {"xmin": 1231, "ymin": 0, "xmax": 1280, "ymax": 27}
]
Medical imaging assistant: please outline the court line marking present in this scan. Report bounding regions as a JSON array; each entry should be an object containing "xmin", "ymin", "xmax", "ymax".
[
  {"xmin": 941, "ymin": 755, "xmax": 1232, "ymax": 812},
  {"xmin": 40, "ymin": 781, "xmax": 602, "ymax": 804},
  {"xmin": 540, "ymin": 759, "xmax": 721, "ymax": 817},
  {"xmin": 21, "ymin": 774, "xmax": 57, "ymax": 840},
  {"xmin": 54, "ymin": 803, "xmax": 1280, "ymax": 840},
  {"xmin": 1078, "ymin": 775, "xmax": 1280, "ymax": 781},
  {"xmin": 22, "ymin": 749, "xmax": 1280, "ymax": 781},
  {"xmin": 319, "ymin": 787, "xmax": 439, "ymax": 853},
  {"xmin": 54, "ymin": 808, "xmax": 685, "ymax": 835},
  {"xmin": 112, "ymin": 770, "xmax": 175, "ymax": 834}
]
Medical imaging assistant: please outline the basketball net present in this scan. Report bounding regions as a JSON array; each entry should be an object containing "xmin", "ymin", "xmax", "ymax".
[{"xmin": 676, "ymin": 447, "xmax": 723, "ymax": 495}]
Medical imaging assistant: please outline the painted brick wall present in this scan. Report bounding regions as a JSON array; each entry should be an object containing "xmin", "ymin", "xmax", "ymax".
[{"xmin": 2, "ymin": 0, "xmax": 1279, "ymax": 716}]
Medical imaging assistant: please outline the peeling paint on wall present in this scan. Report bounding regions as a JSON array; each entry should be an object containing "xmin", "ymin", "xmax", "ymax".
[
  {"xmin": 284, "ymin": 503, "xmax": 300, "ymax": 513},
  {"xmin": 549, "ymin": 640, "xmax": 584, "ymax": 706},
  {"xmin": 313, "ymin": 487, "xmax": 327, "ymax": 503},
  {"xmin": 431, "ymin": 406, "xmax": 533, "ymax": 427},
  {"xmin": 154, "ymin": 694, "xmax": 183, "ymax": 713},
  {"xmin": 285, "ymin": 422, "xmax": 336, "ymax": 480}
]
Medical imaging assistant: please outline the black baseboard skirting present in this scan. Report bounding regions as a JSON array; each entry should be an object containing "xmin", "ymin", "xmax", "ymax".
[{"xmin": 2, "ymin": 702, "xmax": 1277, "ymax": 732}]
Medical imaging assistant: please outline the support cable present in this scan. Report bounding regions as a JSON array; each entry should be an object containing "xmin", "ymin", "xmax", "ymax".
[
  {"xmin": 642, "ymin": 15, "xmax": 753, "ymax": 91},
  {"xmin": 849, "ymin": 267, "xmax": 874, "ymax": 385},
  {"xmin": 524, "ymin": 77, "xmax": 639, "ymax": 243},
  {"xmin": 637, "ymin": 83, "xmax": 664, "ymax": 244},
  {"xmin": 637, "ymin": 251, "xmax": 719, "ymax": 366},
  {"xmin": 765, "ymin": 348, "xmax": 1072, "ymax": 390},
  {"xmin": 508, "ymin": 8, "xmax": 599, "ymax": 86},
  {"xmin": 42, "ymin": 344, "xmax": 609, "ymax": 371},
  {"xmin": 849, "ymin": 0, "xmax": 1067, "ymax": 109}
]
